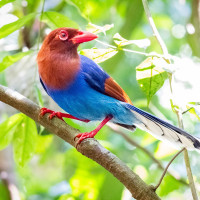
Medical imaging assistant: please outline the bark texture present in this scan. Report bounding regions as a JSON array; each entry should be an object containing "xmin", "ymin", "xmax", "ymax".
[{"xmin": 0, "ymin": 85, "xmax": 160, "ymax": 200}]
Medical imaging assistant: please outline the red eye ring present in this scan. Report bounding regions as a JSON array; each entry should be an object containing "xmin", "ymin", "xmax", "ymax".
[{"xmin": 59, "ymin": 30, "xmax": 68, "ymax": 41}]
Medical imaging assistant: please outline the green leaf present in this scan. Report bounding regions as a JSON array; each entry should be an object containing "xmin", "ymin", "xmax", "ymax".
[
  {"xmin": 0, "ymin": 183, "xmax": 10, "ymax": 200},
  {"xmin": 67, "ymin": 149, "xmax": 104, "ymax": 199},
  {"xmin": 67, "ymin": 0, "xmax": 88, "ymax": 19},
  {"xmin": 113, "ymin": 33, "xmax": 151, "ymax": 48},
  {"xmin": 188, "ymin": 102, "xmax": 200, "ymax": 105},
  {"xmin": 0, "ymin": 114, "xmax": 23, "ymax": 150},
  {"xmin": 26, "ymin": 0, "xmax": 40, "ymax": 13},
  {"xmin": 13, "ymin": 115, "xmax": 38, "ymax": 167},
  {"xmin": 87, "ymin": 23, "xmax": 114, "ymax": 34},
  {"xmin": 0, "ymin": 71, "xmax": 7, "ymax": 86},
  {"xmin": 0, "ymin": 0, "xmax": 15, "ymax": 8},
  {"xmin": 136, "ymin": 57, "xmax": 168, "ymax": 105},
  {"xmin": 58, "ymin": 194, "xmax": 75, "ymax": 200},
  {"xmin": 158, "ymin": 175, "xmax": 180, "ymax": 196},
  {"xmin": 34, "ymin": 84, "xmax": 44, "ymax": 107},
  {"xmin": 41, "ymin": 11, "xmax": 79, "ymax": 29},
  {"xmin": 0, "ymin": 13, "xmax": 36, "ymax": 39},
  {"xmin": 98, "ymin": 171, "xmax": 123, "ymax": 200},
  {"xmin": 35, "ymin": 135, "xmax": 53, "ymax": 154},
  {"xmin": 80, "ymin": 48, "xmax": 118, "ymax": 63},
  {"xmin": 0, "ymin": 50, "xmax": 33, "ymax": 72},
  {"xmin": 186, "ymin": 105, "xmax": 200, "ymax": 120}
]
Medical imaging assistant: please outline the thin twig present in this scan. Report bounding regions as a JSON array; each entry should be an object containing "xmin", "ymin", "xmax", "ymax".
[
  {"xmin": 109, "ymin": 125, "xmax": 163, "ymax": 168},
  {"xmin": 37, "ymin": 0, "xmax": 45, "ymax": 50},
  {"xmin": 182, "ymin": 107, "xmax": 194, "ymax": 115},
  {"xmin": 108, "ymin": 124, "xmax": 188, "ymax": 186},
  {"xmin": 142, "ymin": 0, "xmax": 168, "ymax": 57},
  {"xmin": 176, "ymin": 110, "xmax": 199, "ymax": 200},
  {"xmin": 142, "ymin": 0, "xmax": 198, "ymax": 198},
  {"xmin": 95, "ymin": 39, "xmax": 169, "ymax": 58},
  {"xmin": 184, "ymin": 150, "xmax": 198, "ymax": 200},
  {"xmin": 153, "ymin": 148, "xmax": 185, "ymax": 191}
]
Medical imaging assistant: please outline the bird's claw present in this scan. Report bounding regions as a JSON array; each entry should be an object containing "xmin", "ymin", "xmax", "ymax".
[
  {"xmin": 74, "ymin": 131, "xmax": 95, "ymax": 148},
  {"xmin": 39, "ymin": 107, "xmax": 49, "ymax": 117},
  {"xmin": 49, "ymin": 112, "xmax": 64, "ymax": 121},
  {"xmin": 39, "ymin": 108, "xmax": 64, "ymax": 121}
]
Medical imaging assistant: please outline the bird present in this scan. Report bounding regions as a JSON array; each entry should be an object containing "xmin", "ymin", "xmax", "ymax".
[{"xmin": 37, "ymin": 27, "xmax": 200, "ymax": 151}]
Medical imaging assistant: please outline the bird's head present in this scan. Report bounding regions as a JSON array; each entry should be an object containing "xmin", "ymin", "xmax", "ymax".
[{"xmin": 40, "ymin": 27, "xmax": 98, "ymax": 54}]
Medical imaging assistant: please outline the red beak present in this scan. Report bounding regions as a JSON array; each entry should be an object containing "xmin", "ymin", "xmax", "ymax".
[{"xmin": 71, "ymin": 31, "xmax": 98, "ymax": 44}]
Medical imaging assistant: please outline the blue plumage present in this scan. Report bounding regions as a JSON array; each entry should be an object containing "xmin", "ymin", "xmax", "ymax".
[
  {"xmin": 41, "ymin": 55, "xmax": 137, "ymax": 125},
  {"xmin": 38, "ymin": 27, "xmax": 200, "ymax": 151},
  {"xmin": 81, "ymin": 55, "xmax": 109, "ymax": 94}
]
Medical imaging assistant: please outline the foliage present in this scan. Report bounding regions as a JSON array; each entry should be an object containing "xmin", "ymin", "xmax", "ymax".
[
  {"xmin": 0, "ymin": 50, "xmax": 33, "ymax": 72},
  {"xmin": 80, "ymin": 48, "xmax": 118, "ymax": 63},
  {"xmin": 0, "ymin": 0, "xmax": 200, "ymax": 199},
  {"xmin": 136, "ymin": 57, "xmax": 168, "ymax": 105},
  {"xmin": 41, "ymin": 11, "xmax": 79, "ymax": 29},
  {"xmin": 0, "ymin": 13, "xmax": 36, "ymax": 39}
]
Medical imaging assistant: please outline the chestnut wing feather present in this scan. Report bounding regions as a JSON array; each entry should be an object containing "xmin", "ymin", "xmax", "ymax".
[{"xmin": 80, "ymin": 55, "xmax": 132, "ymax": 104}]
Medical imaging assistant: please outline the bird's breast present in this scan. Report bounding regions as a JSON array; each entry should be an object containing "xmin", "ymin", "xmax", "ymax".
[{"xmin": 38, "ymin": 53, "xmax": 80, "ymax": 90}]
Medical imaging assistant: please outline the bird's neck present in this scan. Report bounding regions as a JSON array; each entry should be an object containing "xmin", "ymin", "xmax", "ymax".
[{"xmin": 38, "ymin": 49, "xmax": 80, "ymax": 90}]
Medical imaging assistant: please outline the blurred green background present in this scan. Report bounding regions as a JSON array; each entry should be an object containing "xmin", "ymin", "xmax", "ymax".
[{"xmin": 0, "ymin": 0, "xmax": 200, "ymax": 199}]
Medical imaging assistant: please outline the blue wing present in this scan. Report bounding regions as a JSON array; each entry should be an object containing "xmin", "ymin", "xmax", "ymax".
[
  {"xmin": 80, "ymin": 55, "xmax": 109, "ymax": 93},
  {"xmin": 79, "ymin": 55, "xmax": 132, "ymax": 104}
]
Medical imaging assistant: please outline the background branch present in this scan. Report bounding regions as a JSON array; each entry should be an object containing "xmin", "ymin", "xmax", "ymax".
[
  {"xmin": 0, "ymin": 84, "xmax": 160, "ymax": 200},
  {"xmin": 142, "ymin": 0, "xmax": 168, "ymax": 57},
  {"xmin": 108, "ymin": 124, "xmax": 188, "ymax": 187},
  {"xmin": 0, "ymin": 171, "xmax": 20, "ymax": 200},
  {"xmin": 142, "ymin": 0, "xmax": 198, "ymax": 198}
]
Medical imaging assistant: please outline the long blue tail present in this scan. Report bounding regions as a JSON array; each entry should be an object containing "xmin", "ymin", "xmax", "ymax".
[{"xmin": 126, "ymin": 104, "xmax": 200, "ymax": 151}]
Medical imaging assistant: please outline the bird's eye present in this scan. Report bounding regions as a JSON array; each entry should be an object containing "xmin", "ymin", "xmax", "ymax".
[{"xmin": 59, "ymin": 31, "xmax": 68, "ymax": 41}]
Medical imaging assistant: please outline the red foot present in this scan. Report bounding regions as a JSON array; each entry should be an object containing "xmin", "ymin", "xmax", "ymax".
[
  {"xmin": 39, "ymin": 108, "xmax": 63, "ymax": 120},
  {"xmin": 74, "ymin": 115, "xmax": 113, "ymax": 148},
  {"xmin": 75, "ymin": 131, "xmax": 96, "ymax": 147},
  {"xmin": 39, "ymin": 107, "xmax": 90, "ymax": 122}
]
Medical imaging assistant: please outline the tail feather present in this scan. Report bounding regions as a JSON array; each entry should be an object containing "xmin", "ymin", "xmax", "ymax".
[{"xmin": 126, "ymin": 104, "xmax": 200, "ymax": 151}]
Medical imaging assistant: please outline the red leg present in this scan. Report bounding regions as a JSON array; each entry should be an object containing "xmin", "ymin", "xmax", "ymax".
[
  {"xmin": 39, "ymin": 107, "xmax": 90, "ymax": 122},
  {"xmin": 75, "ymin": 115, "xmax": 113, "ymax": 147}
]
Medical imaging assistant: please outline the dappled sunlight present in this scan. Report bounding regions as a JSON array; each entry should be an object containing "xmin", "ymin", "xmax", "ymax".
[{"xmin": 1, "ymin": 0, "xmax": 200, "ymax": 199}]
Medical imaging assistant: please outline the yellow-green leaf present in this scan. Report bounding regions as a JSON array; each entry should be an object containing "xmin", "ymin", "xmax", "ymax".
[
  {"xmin": 13, "ymin": 115, "xmax": 38, "ymax": 167},
  {"xmin": 186, "ymin": 105, "xmax": 200, "ymax": 120},
  {"xmin": 80, "ymin": 48, "xmax": 118, "ymax": 63},
  {"xmin": 41, "ymin": 11, "xmax": 79, "ymax": 29},
  {"xmin": 35, "ymin": 135, "xmax": 53, "ymax": 154},
  {"xmin": 0, "ymin": 13, "xmax": 36, "ymax": 39},
  {"xmin": 0, "ymin": 50, "xmax": 33, "ymax": 72},
  {"xmin": 113, "ymin": 33, "xmax": 150, "ymax": 48},
  {"xmin": 0, "ymin": 114, "xmax": 23, "ymax": 150},
  {"xmin": 158, "ymin": 175, "xmax": 180, "ymax": 196},
  {"xmin": 87, "ymin": 23, "xmax": 114, "ymax": 34},
  {"xmin": 0, "ymin": 0, "xmax": 15, "ymax": 8},
  {"xmin": 136, "ymin": 57, "xmax": 168, "ymax": 105}
]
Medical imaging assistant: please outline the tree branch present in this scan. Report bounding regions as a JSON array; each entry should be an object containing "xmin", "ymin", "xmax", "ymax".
[{"xmin": 0, "ymin": 84, "xmax": 160, "ymax": 200}]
